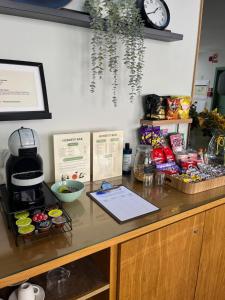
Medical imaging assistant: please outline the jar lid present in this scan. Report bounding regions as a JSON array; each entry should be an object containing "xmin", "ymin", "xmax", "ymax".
[
  {"xmin": 136, "ymin": 145, "xmax": 152, "ymax": 152},
  {"xmin": 144, "ymin": 165, "xmax": 155, "ymax": 174}
]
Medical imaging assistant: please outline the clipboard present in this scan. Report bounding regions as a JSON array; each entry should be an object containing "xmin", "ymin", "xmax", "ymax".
[{"xmin": 87, "ymin": 185, "xmax": 160, "ymax": 224}]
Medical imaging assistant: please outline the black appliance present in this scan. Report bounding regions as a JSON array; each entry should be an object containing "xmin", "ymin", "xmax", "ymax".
[{"xmin": 5, "ymin": 127, "xmax": 44, "ymax": 208}]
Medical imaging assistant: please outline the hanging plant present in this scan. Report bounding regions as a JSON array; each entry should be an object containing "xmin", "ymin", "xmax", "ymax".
[
  {"xmin": 84, "ymin": 0, "xmax": 106, "ymax": 93},
  {"xmin": 85, "ymin": 0, "xmax": 145, "ymax": 106}
]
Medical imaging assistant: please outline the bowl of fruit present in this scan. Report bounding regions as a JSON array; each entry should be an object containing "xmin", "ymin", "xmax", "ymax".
[{"xmin": 51, "ymin": 180, "xmax": 85, "ymax": 203}]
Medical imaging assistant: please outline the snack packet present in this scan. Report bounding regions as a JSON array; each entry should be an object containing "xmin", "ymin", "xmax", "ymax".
[
  {"xmin": 151, "ymin": 148, "xmax": 166, "ymax": 164},
  {"xmin": 144, "ymin": 94, "xmax": 167, "ymax": 120},
  {"xmin": 163, "ymin": 146, "xmax": 175, "ymax": 162},
  {"xmin": 178, "ymin": 96, "xmax": 192, "ymax": 119},
  {"xmin": 140, "ymin": 126, "xmax": 164, "ymax": 148},
  {"xmin": 156, "ymin": 162, "xmax": 180, "ymax": 175},
  {"xmin": 166, "ymin": 97, "xmax": 180, "ymax": 120},
  {"xmin": 170, "ymin": 133, "xmax": 184, "ymax": 153}
]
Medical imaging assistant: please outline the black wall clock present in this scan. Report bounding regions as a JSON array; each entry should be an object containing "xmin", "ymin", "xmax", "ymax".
[{"xmin": 137, "ymin": 0, "xmax": 170, "ymax": 30}]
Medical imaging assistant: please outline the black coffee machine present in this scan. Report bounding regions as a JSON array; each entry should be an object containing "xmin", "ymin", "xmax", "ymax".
[{"xmin": 6, "ymin": 127, "xmax": 44, "ymax": 208}]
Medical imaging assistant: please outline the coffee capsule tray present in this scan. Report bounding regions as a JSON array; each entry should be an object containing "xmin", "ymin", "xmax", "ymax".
[{"xmin": 0, "ymin": 183, "xmax": 72, "ymax": 246}]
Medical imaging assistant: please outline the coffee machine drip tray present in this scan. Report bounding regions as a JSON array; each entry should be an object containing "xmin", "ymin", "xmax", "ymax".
[
  {"xmin": 0, "ymin": 182, "xmax": 59, "ymax": 215},
  {"xmin": 14, "ymin": 187, "xmax": 44, "ymax": 207}
]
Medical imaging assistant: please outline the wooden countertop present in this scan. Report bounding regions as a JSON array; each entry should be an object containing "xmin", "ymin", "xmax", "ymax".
[{"xmin": 1, "ymin": 176, "xmax": 225, "ymax": 288}]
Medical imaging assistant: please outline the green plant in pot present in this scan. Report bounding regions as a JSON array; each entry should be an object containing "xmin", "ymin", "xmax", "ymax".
[{"xmin": 85, "ymin": 0, "xmax": 145, "ymax": 106}]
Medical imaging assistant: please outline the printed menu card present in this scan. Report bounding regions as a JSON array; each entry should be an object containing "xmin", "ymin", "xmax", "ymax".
[
  {"xmin": 92, "ymin": 130, "xmax": 123, "ymax": 181},
  {"xmin": 53, "ymin": 132, "xmax": 90, "ymax": 182}
]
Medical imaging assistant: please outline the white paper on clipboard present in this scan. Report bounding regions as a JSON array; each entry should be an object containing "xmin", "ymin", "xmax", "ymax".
[{"xmin": 89, "ymin": 186, "xmax": 159, "ymax": 223}]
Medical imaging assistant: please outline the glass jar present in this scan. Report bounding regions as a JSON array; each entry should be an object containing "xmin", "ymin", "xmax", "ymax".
[
  {"xmin": 47, "ymin": 267, "xmax": 70, "ymax": 298},
  {"xmin": 133, "ymin": 145, "xmax": 152, "ymax": 182},
  {"xmin": 143, "ymin": 172, "xmax": 154, "ymax": 187},
  {"xmin": 208, "ymin": 131, "xmax": 225, "ymax": 165}
]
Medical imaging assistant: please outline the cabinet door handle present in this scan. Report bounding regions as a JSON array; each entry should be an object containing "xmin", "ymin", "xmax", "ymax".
[{"xmin": 193, "ymin": 229, "xmax": 199, "ymax": 234}]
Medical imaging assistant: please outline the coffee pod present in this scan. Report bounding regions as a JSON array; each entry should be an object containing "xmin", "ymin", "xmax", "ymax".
[
  {"xmin": 32, "ymin": 213, "xmax": 48, "ymax": 223},
  {"xmin": 18, "ymin": 225, "xmax": 35, "ymax": 236},
  {"xmin": 16, "ymin": 218, "xmax": 32, "ymax": 228},
  {"xmin": 38, "ymin": 220, "xmax": 52, "ymax": 233},
  {"xmin": 48, "ymin": 209, "xmax": 63, "ymax": 218},
  {"xmin": 14, "ymin": 211, "xmax": 29, "ymax": 220},
  {"xmin": 52, "ymin": 216, "xmax": 66, "ymax": 228}
]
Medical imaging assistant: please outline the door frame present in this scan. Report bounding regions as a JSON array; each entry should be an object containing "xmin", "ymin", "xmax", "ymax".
[
  {"xmin": 191, "ymin": 0, "xmax": 205, "ymax": 97},
  {"xmin": 212, "ymin": 67, "xmax": 225, "ymax": 110}
]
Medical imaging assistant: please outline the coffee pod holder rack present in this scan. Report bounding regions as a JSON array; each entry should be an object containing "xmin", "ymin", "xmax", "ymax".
[{"xmin": 0, "ymin": 182, "xmax": 72, "ymax": 246}]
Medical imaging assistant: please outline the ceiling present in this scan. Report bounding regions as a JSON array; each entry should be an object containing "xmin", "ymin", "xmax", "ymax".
[{"xmin": 200, "ymin": 0, "xmax": 225, "ymax": 53}]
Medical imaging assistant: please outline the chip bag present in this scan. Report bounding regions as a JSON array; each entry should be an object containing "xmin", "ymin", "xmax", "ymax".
[
  {"xmin": 144, "ymin": 94, "xmax": 167, "ymax": 120},
  {"xmin": 178, "ymin": 96, "xmax": 192, "ymax": 119},
  {"xmin": 170, "ymin": 133, "xmax": 185, "ymax": 153},
  {"xmin": 166, "ymin": 97, "xmax": 180, "ymax": 120},
  {"xmin": 151, "ymin": 148, "xmax": 166, "ymax": 164}
]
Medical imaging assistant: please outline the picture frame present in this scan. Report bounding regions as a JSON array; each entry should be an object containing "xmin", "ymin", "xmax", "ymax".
[{"xmin": 0, "ymin": 59, "xmax": 52, "ymax": 121}]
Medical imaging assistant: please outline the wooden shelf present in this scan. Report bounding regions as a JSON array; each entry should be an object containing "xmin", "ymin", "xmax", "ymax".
[
  {"xmin": 69, "ymin": 285, "xmax": 109, "ymax": 300},
  {"xmin": 0, "ymin": 256, "xmax": 109, "ymax": 300},
  {"xmin": 140, "ymin": 118, "xmax": 193, "ymax": 126},
  {"xmin": 0, "ymin": 0, "xmax": 183, "ymax": 42},
  {"xmin": 143, "ymin": 27, "xmax": 183, "ymax": 42},
  {"xmin": 33, "ymin": 257, "xmax": 109, "ymax": 300}
]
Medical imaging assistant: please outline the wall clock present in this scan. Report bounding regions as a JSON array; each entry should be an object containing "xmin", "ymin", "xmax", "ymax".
[{"xmin": 137, "ymin": 0, "xmax": 170, "ymax": 30}]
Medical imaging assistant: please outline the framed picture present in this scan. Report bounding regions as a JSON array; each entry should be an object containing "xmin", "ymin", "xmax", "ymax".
[{"xmin": 0, "ymin": 59, "xmax": 52, "ymax": 121}]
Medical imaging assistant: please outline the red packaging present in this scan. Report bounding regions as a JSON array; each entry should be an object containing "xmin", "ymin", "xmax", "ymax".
[
  {"xmin": 163, "ymin": 169, "xmax": 179, "ymax": 175},
  {"xmin": 180, "ymin": 160, "xmax": 197, "ymax": 171},
  {"xmin": 163, "ymin": 146, "xmax": 175, "ymax": 162},
  {"xmin": 151, "ymin": 148, "xmax": 166, "ymax": 164}
]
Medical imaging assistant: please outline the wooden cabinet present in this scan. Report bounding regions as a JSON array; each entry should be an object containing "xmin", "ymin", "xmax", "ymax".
[
  {"xmin": 118, "ymin": 214, "xmax": 205, "ymax": 300},
  {"xmin": 195, "ymin": 205, "xmax": 225, "ymax": 300},
  {"xmin": 1, "ymin": 200, "xmax": 225, "ymax": 300}
]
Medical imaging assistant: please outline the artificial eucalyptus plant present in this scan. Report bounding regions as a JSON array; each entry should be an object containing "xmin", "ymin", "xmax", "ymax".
[{"xmin": 85, "ymin": 0, "xmax": 145, "ymax": 106}]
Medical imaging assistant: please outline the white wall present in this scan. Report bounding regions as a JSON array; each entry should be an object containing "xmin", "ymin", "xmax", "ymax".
[
  {"xmin": 0, "ymin": 0, "xmax": 201, "ymax": 182},
  {"xmin": 196, "ymin": 51, "xmax": 225, "ymax": 88}
]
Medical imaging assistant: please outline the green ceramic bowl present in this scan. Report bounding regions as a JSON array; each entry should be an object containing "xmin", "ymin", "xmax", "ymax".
[{"xmin": 51, "ymin": 180, "xmax": 85, "ymax": 203}]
